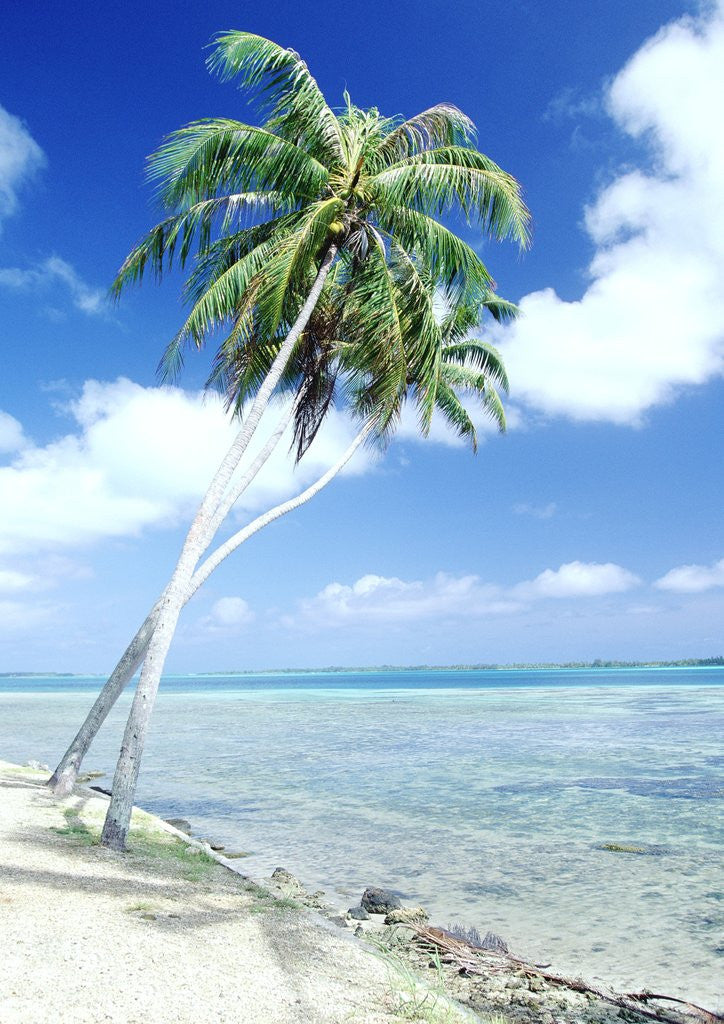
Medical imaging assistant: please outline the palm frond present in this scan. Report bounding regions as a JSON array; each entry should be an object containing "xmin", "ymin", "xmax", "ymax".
[
  {"xmin": 375, "ymin": 207, "xmax": 494, "ymax": 302},
  {"xmin": 440, "ymin": 362, "xmax": 507, "ymax": 432},
  {"xmin": 148, "ymin": 119, "xmax": 329, "ymax": 208},
  {"xmin": 372, "ymin": 104, "xmax": 475, "ymax": 169},
  {"xmin": 207, "ymin": 32, "xmax": 343, "ymax": 164},
  {"xmin": 110, "ymin": 193, "xmax": 291, "ymax": 299},
  {"xmin": 442, "ymin": 340, "xmax": 509, "ymax": 392},
  {"xmin": 369, "ymin": 146, "xmax": 530, "ymax": 247},
  {"xmin": 433, "ymin": 381, "xmax": 479, "ymax": 450}
]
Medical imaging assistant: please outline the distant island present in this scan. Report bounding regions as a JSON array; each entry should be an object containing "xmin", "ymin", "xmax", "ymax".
[
  {"xmin": 2, "ymin": 657, "xmax": 722, "ymax": 678},
  {"xmin": 198, "ymin": 656, "xmax": 724, "ymax": 676}
]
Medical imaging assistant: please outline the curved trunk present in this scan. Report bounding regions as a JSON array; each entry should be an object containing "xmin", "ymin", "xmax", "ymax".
[
  {"xmin": 47, "ymin": 402, "xmax": 294, "ymax": 797},
  {"xmin": 100, "ymin": 245, "xmax": 338, "ymax": 850},
  {"xmin": 47, "ymin": 601, "xmax": 162, "ymax": 796},
  {"xmin": 49, "ymin": 419, "xmax": 370, "ymax": 797}
]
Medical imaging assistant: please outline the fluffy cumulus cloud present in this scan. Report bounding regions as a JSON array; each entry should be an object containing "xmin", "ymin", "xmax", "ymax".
[
  {"xmin": 496, "ymin": 3, "xmax": 724, "ymax": 423},
  {"xmin": 513, "ymin": 561, "xmax": 640, "ymax": 599},
  {"xmin": 654, "ymin": 556, "xmax": 724, "ymax": 593},
  {"xmin": 0, "ymin": 257, "xmax": 105, "ymax": 315},
  {"xmin": 0, "ymin": 378, "xmax": 375, "ymax": 556},
  {"xmin": 0, "ymin": 104, "xmax": 44, "ymax": 227},
  {"xmin": 288, "ymin": 561, "xmax": 640, "ymax": 629},
  {"xmin": 200, "ymin": 596, "xmax": 255, "ymax": 634}
]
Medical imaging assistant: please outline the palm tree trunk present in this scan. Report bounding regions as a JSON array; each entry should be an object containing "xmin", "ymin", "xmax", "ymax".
[
  {"xmin": 47, "ymin": 400, "xmax": 295, "ymax": 797},
  {"xmin": 191, "ymin": 421, "xmax": 372, "ymax": 590},
  {"xmin": 47, "ymin": 600, "xmax": 162, "ymax": 796},
  {"xmin": 48, "ymin": 419, "xmax": 370, "ymax": 797},
  {"xmin": 100, "ymin": 245, "xmax": 338, "ymax": 850}
]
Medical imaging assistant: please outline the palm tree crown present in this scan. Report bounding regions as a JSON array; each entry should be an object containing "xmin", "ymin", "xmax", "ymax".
[{"xmin": 112, "ymin": 31, "xmax": 530, "ymax": 446}]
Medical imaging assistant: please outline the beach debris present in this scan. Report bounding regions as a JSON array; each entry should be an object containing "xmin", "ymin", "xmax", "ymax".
[
  {"xmin": 90, "ymin": 785, "xmax": 112, "ymax": 796},
  {"xmin": 385, "ymin": 906, "xmax": 429, "ymax": 925},
  {"xmin": 164, "ymin": 817, "xmax": 192, "ymax": 834},
  {"xmin": 411, "ymin": 924, "xmax": 724, "ymax": 1024},
  {"xmin": 347, "ymin": 905, "xmax": 370, "ymax": 921},
  {"xmin": 76, "ymin": 770, "xmax": 105, "ymax": 782},
  {"xmin": 361, "ymin": 886, "xmax": 402, "ymax": 915},
  {"xmin": 24, "ymin": 760, "xmax": 49, "ymax": 771},
  {"xmin": 222, "ymin": 851, "xmax": 251, "ymax": 859},
  {"xmin": 446, "ymin": 924, "xmax": 508, "ymax": 952},
  {"xmin": 480, "ymin": 931, "xmax": 509, "ymax": 953}
]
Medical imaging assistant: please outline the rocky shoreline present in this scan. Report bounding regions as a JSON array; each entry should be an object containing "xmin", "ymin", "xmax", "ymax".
[
  {"xmin": 16, "ymin": 760, "xmax": 720, "ymax": 1024},
  {"xmin": 155, "ymin": 805, "xmax": 721, "ymax": 1024}
]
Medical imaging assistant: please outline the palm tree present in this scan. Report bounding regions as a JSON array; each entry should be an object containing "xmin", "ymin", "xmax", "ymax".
[
  {"xmin": 72, "ymin": 30, "xmax": 529, "ymax": 849},
  {"xmin": 48, "ymin": 290, "xmax": 513, "ymax": 799}
]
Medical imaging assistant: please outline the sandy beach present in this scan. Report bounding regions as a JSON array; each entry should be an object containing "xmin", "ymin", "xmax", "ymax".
[{"xmin": 0, "ymin": 760, "xmax": 445, "ymax": 1024}]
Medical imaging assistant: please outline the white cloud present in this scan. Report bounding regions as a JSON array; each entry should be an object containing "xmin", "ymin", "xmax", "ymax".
[
  {"xmin": 513, "ymin": 501, "xmax": 557, "ymax": 519},
  {"xmin": 288, "ymin": 560, "xmax": 639, "ymax": 630},
  {"xmin": 0, "ymin": 569, "xmax": 36, "ymax": 593},
  {"xmin": 0, "ymin": 105, "xmax": 44, "ymax": 227},
  {"xmin": 201, "ymin": 596, "xmax": 255, "ymax": 633},
  {"xmin": 497, "ymin": 3, "xmax": 724, "ymax": 423},
  {"xmin": 654, "ymin": 556, "xmax": 724, "ymax": 593},
  {"xmin": 0, "ymin": 378, "xmax": 375, "ymax": 555},
  {"xmin": 513, "ymin": 561, "xmax": 640, "ymax": 599},
  {"xmin": 0, "ymin": 411, "xmax": 26, "ymax": 454},
  {"xmin": 0, "ymin": 256, "xmax": 105, "ymax": 315},
  {"xmin": 289, "ymin": 572, "xmax": 519, "ymax": 627}
]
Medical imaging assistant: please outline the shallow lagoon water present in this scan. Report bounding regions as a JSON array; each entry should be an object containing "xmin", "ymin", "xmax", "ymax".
[{"xmin": 1, "ymin": 667, "xmax": 722, "ymax": 1007}]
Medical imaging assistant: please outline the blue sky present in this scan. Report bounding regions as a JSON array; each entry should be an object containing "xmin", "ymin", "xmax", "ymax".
[{"xmin": 1, "ymin": 0, "xmax": 722, "ymax": 672}]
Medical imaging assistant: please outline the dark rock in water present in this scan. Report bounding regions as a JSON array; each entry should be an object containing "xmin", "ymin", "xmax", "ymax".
[
  {"xmin": 361, "ymin": 886, "xmax": 402, "ymax": 915},
  {"xmin": 90, "ymin": 785, "xmax": 112, "ymax": 796},
  {"xmin": 598, "ymin": 842, "xmax": 665, "ymax": 855},
  {"xmin": 347, "ymin": 905, "xmax": 370, "ymax": 920},
  {"xmin": 197, "ymin": 837, "xmax": 225, "ymax": 851},
  {"xmin": 385, "ymin": 906, "xmax": 429, "ymax": 925},
  {"xmin": 272, "ymin": 867, "xmax": 304, "ymax": 891},
  {"xmin": 480, "ymin": 931, "xmax": 509, "ymax": 953},
  {"xmin": 164, "ymin": 818, "xmax": 192, "ymax": 834},
  {"xmin": 223, "ymin": 851, "xmax": 251, "ymax": 859}
]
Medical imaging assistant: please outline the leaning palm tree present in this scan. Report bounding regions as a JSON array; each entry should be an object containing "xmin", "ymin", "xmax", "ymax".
[
  {"xmin": 78, "ymin": 31, "xmax": 528, "ymax": 850},
  {"xmin": 48, "ymin": 284, "xmax": 514, "ymax": 800}
]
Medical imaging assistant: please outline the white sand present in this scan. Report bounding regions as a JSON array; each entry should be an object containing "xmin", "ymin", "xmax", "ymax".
[{"xmin": 0, "ymin": 761, "xmax": 460, "ymax": 1024}]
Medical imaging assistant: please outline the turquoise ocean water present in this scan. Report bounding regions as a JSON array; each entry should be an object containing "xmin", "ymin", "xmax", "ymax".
[{"xmin": 1, "ymin": 666, "xmax": 722, "ymax": 1005}]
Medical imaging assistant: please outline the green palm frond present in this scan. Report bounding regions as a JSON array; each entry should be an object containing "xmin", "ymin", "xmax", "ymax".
[
  {"xmin": 434, "ymin": 381, "xmax": 480, "ymax": 450},
  {"xmin": 372, "ymin": 104, "xmax": 475, "ymax": 169},
  {"xmin": 149, "ymin": 119, "xmax": 329, "ymax": 208},
  {"xmin": 440, "ymin": 361, "xmax": 507, "ymax": 433},
  {"xmin": 369, "ymin": 147, "xmax": 530, "ymax": 246},
  {"xmin": 111, "ymin": 194, "xmax": 291, "ymax": 299},
  {"xmin": 207, "ymin": 32, "xmax": 343, "ymax": 164},
  {"xmin": 375, "ymin": 207, "xmax": 494, "ymax": 301},
  {"xmin": 252, "ymin": 197, "xmax": 343, "ymax": 342},
  {"xmin": 442, "ymin": 340, "xmax": 509, "ymax": 392}
]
